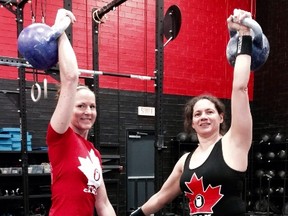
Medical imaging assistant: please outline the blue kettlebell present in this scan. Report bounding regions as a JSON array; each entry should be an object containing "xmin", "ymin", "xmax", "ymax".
[
  {"xmin": 18, "ymin": 17, "xmax": 71, "ymax": 70},
  {"xmin": 226, "ymin": 18, "xmax": 270, "ymax": 71}
]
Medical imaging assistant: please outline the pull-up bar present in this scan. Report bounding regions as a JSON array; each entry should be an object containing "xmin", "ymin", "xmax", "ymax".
[
  {"xmin": 79, "ymin": 69, "xmax": 156, "ymax": 80},
  {"xmin": 93, "ymin": 0, "xmax": 128, "ymax": 23},
  {"xmin": 0, "ymin": 56, "xmax": 156, "ymax": 81}
]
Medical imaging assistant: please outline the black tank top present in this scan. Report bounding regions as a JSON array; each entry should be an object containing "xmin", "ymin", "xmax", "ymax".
[{"xmin": 179, "ymin": 139, "xmax": 246, "ymax": 216}]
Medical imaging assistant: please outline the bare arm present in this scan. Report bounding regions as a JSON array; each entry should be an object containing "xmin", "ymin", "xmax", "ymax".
[
  {"xmin": 50, "ymin": 9, "xmax": 79, "ymax": 134},
  {"xmin": 223, "ymin": 9, "xmax": 253, "ymax": 169},
  {"xmin": 95, "ymin": 180, "xmax": 116, "ymax": 216},
  {"xmin": 140, "ymin": 154, "xmax": 186, "ymax": 215}
]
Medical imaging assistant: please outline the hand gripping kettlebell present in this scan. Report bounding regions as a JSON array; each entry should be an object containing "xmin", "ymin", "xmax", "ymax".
[{"xmin": 226, "ymin": 17, "xmax": 270, "ymax": 71}]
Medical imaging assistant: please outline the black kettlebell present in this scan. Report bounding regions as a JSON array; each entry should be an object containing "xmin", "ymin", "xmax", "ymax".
[
  {"xmin": 278, "ymin": 150, "xmax": 286, "ymax": 159},
  {"xmin": 226, "ymin": 17, "xmax": 270, "ymax": 71},
  {"xmin": 265, "ymin": 170, "xmax": 275, "ymax": 178},
  {"xmin": 278, "ymin": 170, "xmax": 285, "ymax": 178},
  {"xmin": 274, "ymin": 132, "xmax": 284, "ymax": 143},
  {"xmin": 276, "ymin": 187, "xmax": 284, "ymax": 194},
  {"xmin": 176, "ymin": 132, "xmax": 189, "ymax": 143},
  {"xmin": 266, "ymin": 151, "xmax": 275, "ymax": 160},
  {"xmin": 255, "ymin": 152, "xmax": 263, "ymax": 161},
  {"xmin": 255, "ymin": 169, "xmax": 264, "ymax": 178},
  {"xmin": 259, "ymin": 133, "xmax": 270, "ymax": 144}
]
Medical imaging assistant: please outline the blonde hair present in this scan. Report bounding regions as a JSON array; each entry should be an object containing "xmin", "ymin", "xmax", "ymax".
[{"xmin": 55, "ymin": 84, "xmax": 94, "ymax": 99}]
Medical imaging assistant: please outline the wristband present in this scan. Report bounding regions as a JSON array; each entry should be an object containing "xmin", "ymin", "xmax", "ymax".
[
  {"xmin": 130, "ymin": 207, "xmax": 145, "ymax": 216},
  {"xmin": 236, "ymin": 35, "xmax": 252, "ymax": 56}
]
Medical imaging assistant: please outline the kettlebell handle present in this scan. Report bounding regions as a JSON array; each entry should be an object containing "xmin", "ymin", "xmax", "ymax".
[
  {"xmin": 51, "ymin": 16, "xmax": 72, "ymax": 39},
  {"xmin": 241, "ymin": 17, "xmax": 263, "ymax": 38},
  {"xmin": 229, "ymin": 18, "xmax": 263, "ymax": 41},
  {"xmin": 226, "ymin": 16, "xmax": 270, "ymax": 71}
]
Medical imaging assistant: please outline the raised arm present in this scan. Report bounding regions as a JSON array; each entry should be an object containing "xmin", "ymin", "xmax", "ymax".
[
  {"xmin": 225, "ymin": 9, "xmax": 253, "ymax": 153},
  {"xmin": 50, "ymin": 9, "xmax": 79, "ymax": 134}
]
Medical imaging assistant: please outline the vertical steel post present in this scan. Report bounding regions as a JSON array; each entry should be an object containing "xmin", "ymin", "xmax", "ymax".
[
  {"xmin": 64, "ymin": 0, "xmax": 72, "ymax": 42},
  {"xmin": 90, "ymin": 8, "xmax": 100, "ymax": 149},
  {"xmin": 19, "ymin": 67, "xmax": 29, "ymax": 216},
  {"xmin": 154, "ymin": 0, "xmax": 164, "ymax": 215},
  {"xmin": 16, "ymin": 3, "xmax": 29, "ymax": 215}
]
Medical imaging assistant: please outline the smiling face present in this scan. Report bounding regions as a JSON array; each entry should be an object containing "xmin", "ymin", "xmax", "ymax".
[
  {"xmin": 70, "ymin": 88, "xmax": 97, "ymax": 137},
  {"xmin": 192, "ymin": 99, "xmax": 223, "ymax": 137}
]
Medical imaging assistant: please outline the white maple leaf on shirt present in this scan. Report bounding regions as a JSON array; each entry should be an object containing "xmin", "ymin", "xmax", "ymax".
[{"xmin": 78, "ymin": 150, "xmax": 102, "ymax": 190}]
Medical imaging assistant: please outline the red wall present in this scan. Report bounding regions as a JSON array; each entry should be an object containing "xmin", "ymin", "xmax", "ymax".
[{"xmin": 0, "ymin": 0, "xmax": 253, "ymax": 99}]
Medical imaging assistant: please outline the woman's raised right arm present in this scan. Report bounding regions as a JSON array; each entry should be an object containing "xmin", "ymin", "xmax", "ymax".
[{"xmin": 50, "ymin": 9, "xmax": 79, "ymax": 134}]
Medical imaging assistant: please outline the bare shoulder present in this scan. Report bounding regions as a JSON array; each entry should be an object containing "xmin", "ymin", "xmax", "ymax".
[
  {"xmin": 175, "ymin": 152, "xmax": 190, "ymax": 172},
  {"xmin": 179, "ymin": 152, "xmax": 190, "ymax": 162}
]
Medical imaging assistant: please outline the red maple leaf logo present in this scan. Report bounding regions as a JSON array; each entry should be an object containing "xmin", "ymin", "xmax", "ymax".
[{"xmin": 184, "ymin": 173, "xmax": 223, "ymax": 214}]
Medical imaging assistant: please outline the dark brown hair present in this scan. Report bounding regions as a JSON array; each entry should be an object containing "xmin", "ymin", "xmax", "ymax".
[{"xmin": 184, "ymin": 94, "xmax": 227, "ymax": 135}]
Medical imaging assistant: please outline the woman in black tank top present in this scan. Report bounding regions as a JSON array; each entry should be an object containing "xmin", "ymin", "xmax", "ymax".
[{"xmin": 130, "ymin": 9, "xmax": 255, "ymax": 216}]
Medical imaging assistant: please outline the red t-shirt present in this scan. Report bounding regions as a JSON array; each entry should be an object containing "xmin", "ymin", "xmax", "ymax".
[{"xmin": 46, "ymin": 124, "xmax": 102, "ymax": 216}]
